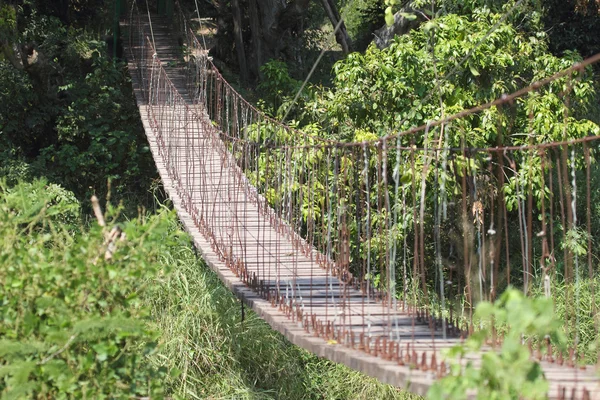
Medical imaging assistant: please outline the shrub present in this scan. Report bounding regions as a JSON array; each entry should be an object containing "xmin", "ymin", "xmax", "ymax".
[
  {"xmin": 0, "ymin": 179, "xmax": 179, "ymax": 399},
  {"xmin": 429, "ymin": 289, "xmax": 567, "ymax": 400},
  {"xmin": 0, "ymin": 178, "xmax": 80, "ymax": 229}
]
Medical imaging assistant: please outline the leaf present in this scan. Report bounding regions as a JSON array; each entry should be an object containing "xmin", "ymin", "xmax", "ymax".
[
  {"xmin": 92, "ymin": 343, "xmax": 109, "ymax": 362},
  {"xmin": 525, "ymin": 361, "xmax": 544, "ymax": 382},
  {"xmin": 0, "ymin": 340, "xmax": 46, "ymax": 359},
  {"xmin": 399, "ymin": 12, "xmax": 417, "ymax": 21},
  {"xmin": 474, "ymin": 301, "xmax": 494, "ymax": 319},
  {"xmin": 427, "ymin": 383, "xmax": 445, "ymax": 400},
  {"xmin": 423, "ymin": 21, "xmax": 438, "ymax": 34},
  {"xmin": 385, "ymin": 9, "xmax": 395, "ymax": 26},
  {"xmin": 0, "ymin": 361, "xmax": 36, "ymax": 385},
  {"xmin": 469, "ymin": 64, "xmax": 480, "ymax": 77},
  {"xmin": 3, "ymin": 382, "xmax": 38, "ymax": 400},
  {"xmin": 400, "ymin": 173, "xmax": 412, "ymax": 185},
  {"xmin": 43, "ymin": 359, "xmax": 71, "ymax": 382},
  {"xmin": 444, "ymin": 344, "xmax": 466, "ymax": 359}
]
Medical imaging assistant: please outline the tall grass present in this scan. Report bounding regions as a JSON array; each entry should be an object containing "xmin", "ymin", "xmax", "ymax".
[
  {"xmin": 534, "ymin": 278, "xmax": 600, "ymax": 364},
  {"xmin": 145, "ymin": 223, "xmax": 420, "ymax": 399}
]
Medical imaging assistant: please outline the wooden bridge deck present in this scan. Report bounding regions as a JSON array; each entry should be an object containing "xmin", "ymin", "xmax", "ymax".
[{"xmin": 123, "ymin": 15, "xmax": 600, "ymax": 399}]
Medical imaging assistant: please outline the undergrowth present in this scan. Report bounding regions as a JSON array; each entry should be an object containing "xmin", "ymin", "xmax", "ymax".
[
  {"xmin": 532, "ymin": 279, "xmax": 600, "ymax": 364},
  {"xmin": 0, "ymin": 178, "xmax": 175, "ymax": 398},
  {"xmin": 0, "ymin": 177, "xmax": 418, "ymax": 399}
]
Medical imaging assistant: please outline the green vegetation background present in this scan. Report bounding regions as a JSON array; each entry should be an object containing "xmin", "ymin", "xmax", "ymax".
[
  {"xmin": 2, "ymin": 0, "xmax": 600, "ymax": 398},
  {"xmin": 0, "ymin": 1, "xmax": 414, "ymax": 398},
  {"xmin": 0, "ymin": 179, "xmax": 414, "ymax": 399}
]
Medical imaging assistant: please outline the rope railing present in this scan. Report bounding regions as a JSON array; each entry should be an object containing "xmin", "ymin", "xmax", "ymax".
[{"xmin": 125, "ymin": 2, "xmax": 600, "ymax": 396}]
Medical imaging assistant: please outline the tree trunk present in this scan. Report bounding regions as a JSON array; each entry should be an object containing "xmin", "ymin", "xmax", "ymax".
[
  {"xmin": 319, "ymin": 0, "xmax": 351, "ymax": 54},
  {"xmin": 247, "ymin": 0, "xmax": 262, "ymax": 78},
  {"xmin": 1, "ymin": 43, "xmax": 24, "ymax": 70},
  {"xmin": 214, "ymin": 0, "xmax": 320, "ymax": 80},
  {"xmin": 230, "ymin": 0, "xmax": 248, "ymax": 83}
]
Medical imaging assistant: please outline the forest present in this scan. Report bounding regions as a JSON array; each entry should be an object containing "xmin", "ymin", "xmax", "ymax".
[{"xmin": 1, "ymin": 0, "xmax": 600, "ymax": 398}]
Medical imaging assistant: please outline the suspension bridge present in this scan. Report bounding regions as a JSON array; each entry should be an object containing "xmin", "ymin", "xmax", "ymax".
[{"xmin": 124, "ymin": 2, "xmax": 600, "ymax": 398}]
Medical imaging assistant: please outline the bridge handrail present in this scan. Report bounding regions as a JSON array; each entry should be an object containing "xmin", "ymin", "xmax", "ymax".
[{"xmin": 128, "ymin": 15, "xmax": 351, "ymax": 295}]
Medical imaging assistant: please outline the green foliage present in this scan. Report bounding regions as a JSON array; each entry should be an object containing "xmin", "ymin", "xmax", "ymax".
[
  {"xmin": 529, "ymin": 277, "xmax": 600, "ymax": 365},
  {"xmin": 383, "ymin": 0, "xmax": 545, "ymax": 35},
  {"xmin": 0, "ymin": 151, "xmax": 32, "ymax": 186},
  {"xmin": 20, "ymin": 0, "xmax": 113, "ymax": 30},
  {"xmin": 38, "ymin": 50, "xmax": 153, "ymax": 200},
  {"xmin": 0, "ymin": 6, "xmax": 156, "ymax": 209},
  {"xmin": 429, "ymin": 289, "xmax": 566, "ymax": 400},
  {"xmin": 0, "ymin": 61, "xmax": 37, "ymax": 146},
  {"xmin": 294, "ymin": 6, "xmax": 600, "ymax": 257},
  {"xmin": 543, "ymin": 0, "xmax": 600, "ymax": 59},
  {"xmin": 0, "ymin": 178, "xmax": 80, "ymax": 229},
  {"xmin": 383, "ymin": 0, "xmax": 407, "ymax": 26},
  {"xmin": 0, "ymin": 178, "xmax": 419, "ymax": 399},
  {"xmin": 0, "ymin": 179, "xmax": 178, "ymax": 398},
  {"xmin": 310, "ymin": 9, "xmax": 598, "ymax": 144},
  {"xmin": 257, "ymin": 60, "xmax": 303, "ymax": 117},
  {"xmin": 0, "ymin": 4, "xmax": 17, "ymax": 47},
  {"xmin": 383, "ymin": 0, "xmax": 600, "ymax": 82},
  {"xmin": 341, "ymin": 0, "xmax": 385, "ymax": 49}
]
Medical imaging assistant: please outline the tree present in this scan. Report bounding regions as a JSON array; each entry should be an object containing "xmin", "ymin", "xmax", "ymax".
[
  {"xmin": 0, "ymin": 3, "xmax": 157, "ymax": 207},
  {"xmin": 276, "ymin": 6, "xmax": 600, "ymax": 299},
  {"xmin": 381, "ymin": 0, "xmax": 600, "ymax": 61},
  {"xmin": 307, "ymin": 9, "xmax": 598, "ymax": 144},
  {"xmin": 543, "ymin": 0, "xmax": 600, "ymax": 59},
  {"xmin": 205, "ymin": 0, "xmax": 352, "ymax": 81}
]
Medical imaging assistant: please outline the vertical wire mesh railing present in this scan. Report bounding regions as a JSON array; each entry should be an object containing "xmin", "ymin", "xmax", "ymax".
[{"xmin": 126, "ymin": 2, "xmax": 600, "ymax": 395}]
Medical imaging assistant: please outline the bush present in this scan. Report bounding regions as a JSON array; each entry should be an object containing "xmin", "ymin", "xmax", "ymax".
[
  {"xmin": 257, "ymin": 60, "xmax": 303, "ymax": 117},
  {"xmin": 0, "ymin": 178, "xmax": 80, "ymax": 229},
  {"xmin": 0, "ymin": 151, "xmax": 32, "ymax": 186},
  {"xmin": 0, "ymin": 179, "xmax": 179, "ymax": 399},
  {"xmin": 310, "ymin": 9, "xmax": 599, "ymax": 144},
  {"xmin": 429, "ymin": 289, "xmax": 566, "ymax": 400}
]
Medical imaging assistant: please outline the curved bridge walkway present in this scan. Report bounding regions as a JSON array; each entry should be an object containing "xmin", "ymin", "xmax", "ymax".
[{"xmin": 122, "ymin": 9, "xmax": 600, "ymax": 399}]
